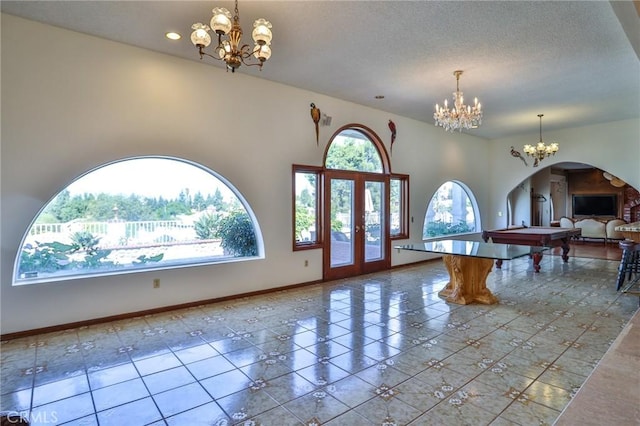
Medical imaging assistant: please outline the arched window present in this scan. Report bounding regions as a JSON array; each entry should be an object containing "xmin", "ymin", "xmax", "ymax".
[
  {"xmin": 325, "ymin": 128, "xmax": 384, "ymax": 173},
  {"xmin": 14, "ymin": 156, "xmax": 263, "ymax": 285},
  {"xmin": 423, "ymin": 181, "xmax": 480, "ymax": 238}
]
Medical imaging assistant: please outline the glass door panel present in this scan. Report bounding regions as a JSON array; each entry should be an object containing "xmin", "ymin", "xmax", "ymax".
[
  {"xmin": 330, "ymin": 179, "xmax": 355, "ymax": 268},
  {"xmin": 364, "ymin": 180, "xmax": 384, "ymax": 262}
]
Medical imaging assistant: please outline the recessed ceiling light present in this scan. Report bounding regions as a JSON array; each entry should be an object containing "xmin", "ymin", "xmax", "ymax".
[
  {"xmin": 375, "ymin": 95, "xmax": 385, "ymax": 99},
  {"xmin": 165, "ymin": 32, "xmax": 181, "ymax": 40}
]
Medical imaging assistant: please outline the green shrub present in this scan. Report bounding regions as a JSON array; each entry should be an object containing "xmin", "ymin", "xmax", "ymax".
[
  {"xmin": 424, "ymin": 220, "xmax": 473, "ymax": 237},
  {"xmin": 195, "ymin": 213, "xmax": 221, "ymax": 240},
  {"xmin": 71, "ymin": 231, "xmax": 101, "ymax": 255},
  {"xmin": 216, "ymin": 211, "xmax": 257, "ymax": 257},
  {"xmin": 19, "ymin": 242, "xmax": 70, "ymax": 274}
]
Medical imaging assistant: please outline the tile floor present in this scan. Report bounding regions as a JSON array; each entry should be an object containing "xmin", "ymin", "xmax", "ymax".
[{"xmin": 1, "ymin": 254, "xmax": 638, "ymax": 425}]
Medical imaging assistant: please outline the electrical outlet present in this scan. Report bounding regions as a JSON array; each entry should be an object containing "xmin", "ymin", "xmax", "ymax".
[
  {"xmin": 304, "ymin": 260, "xmax": 309, "ymax": 267},
  {"xmin": 153, "ymin": 279, "xmax": 160, "ymax": 288}
]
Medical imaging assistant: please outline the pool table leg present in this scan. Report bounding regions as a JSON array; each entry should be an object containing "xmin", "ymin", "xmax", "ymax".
[{"xmin": 532, "ymin": 252, "xmax": 542, "ymax": 272}]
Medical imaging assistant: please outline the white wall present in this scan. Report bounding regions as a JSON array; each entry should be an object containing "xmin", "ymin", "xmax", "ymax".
[
  {"xmin": 1, "ymin": 15, "xmax": 493, "ymax": 333},
  {"xmin": 531, "ymin": 169, "xmax": 551, "ymax": 226},
  {"xmin": 488, "ymin": 118, "xmax": 640, "ymax": 230},
  {"xmin": 549, "ymin": 174, "xmax": 568, "ymax": 220},
  {"xmin": 508, "ymin": 180, "xmax": 532, "ymax": 227}
]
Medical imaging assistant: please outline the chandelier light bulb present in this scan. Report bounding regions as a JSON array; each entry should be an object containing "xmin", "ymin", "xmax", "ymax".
[
  {"xmin": 190, "ymin": 23, "xmax": 212, "ymax": 47},
  {"xmin": 252, "ymin": 19, "xmax": 273, "ymax": 45},
  {"xmin": 254, "ymin": 44, "xmax": 271, "ymax": 61},
  {"xmin": 210, "ymin": 8, "xmax": 232, "ymax": 35}
]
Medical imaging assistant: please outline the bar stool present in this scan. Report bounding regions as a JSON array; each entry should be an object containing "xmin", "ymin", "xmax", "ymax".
[{"xmin": 616, "ymin": 240, "xmax": 640, "ymax": 291}]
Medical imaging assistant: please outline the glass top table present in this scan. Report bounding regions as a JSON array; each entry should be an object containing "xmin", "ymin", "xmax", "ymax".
[
  {"xmin": 395, "ymin": 240, "xmax": 545, "ymax": 305},
  {"xmin": 395, "ymin": 240, "xmax": 545, "ymax": 261}
]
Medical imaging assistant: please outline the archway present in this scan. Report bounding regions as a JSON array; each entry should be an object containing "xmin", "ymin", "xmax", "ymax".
[{"xmin": 507, "ymin": 161, "xmax": 639, "ymax": 227}]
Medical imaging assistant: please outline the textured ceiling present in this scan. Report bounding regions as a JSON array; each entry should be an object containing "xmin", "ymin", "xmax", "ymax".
[{"xmin": 2, "ymin": 1, "xmax": 639, "ymax": 140}]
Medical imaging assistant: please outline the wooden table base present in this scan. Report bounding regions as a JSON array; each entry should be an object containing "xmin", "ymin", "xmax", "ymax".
[{"xmin": 438, "ymin": 255, "xmax": 498, "ymax": 305}]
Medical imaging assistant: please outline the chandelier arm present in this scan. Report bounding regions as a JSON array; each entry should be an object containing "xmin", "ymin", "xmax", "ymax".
[
  {"xmin": 197, "ymin": 44, "xmax": 264, "ymax": 69},
  {"xmin": 240, "ymin": 62, "xmax": 264, "ymax": 68},
  {"xmin": 238, "ymin": 44, "xmax": 253, "ymax": 58},
  {"xmin": 197, "ymin": 45, "xmax": 221, "ymax": 61},
  {"xmin": 200, "ymin": 51, "xmax": 223, "ymax": 61},
  {"xmin": 238, "ymin": 44, "xmax": 265, "ymax": 68}
]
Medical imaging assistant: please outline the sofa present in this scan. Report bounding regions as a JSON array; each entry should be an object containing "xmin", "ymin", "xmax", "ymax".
[{"xmin": 559, "ymin": 217, "xmax": 627, "ymax": 243}]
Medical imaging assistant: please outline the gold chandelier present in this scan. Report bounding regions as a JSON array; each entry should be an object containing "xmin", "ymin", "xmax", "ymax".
[
  {"xmin": 523, "ymin": 114, "xmax": 559, "ymax": 167},
  {"xmin": 434, "ymin": 70, "xmax": 482, "ymax": 132},
  {"xmin": 190, "ymin": 0, "xmax": 273, "ymax": 72}
]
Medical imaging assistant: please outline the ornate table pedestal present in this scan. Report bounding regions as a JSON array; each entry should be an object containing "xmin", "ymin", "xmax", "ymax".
[
  {"xmin": 395, "ymin": 240, "xmax": 540, "ymax": 306},
  {"xmin": 438, "ymin": 255, "xmax": 498, "ymax": 305}
]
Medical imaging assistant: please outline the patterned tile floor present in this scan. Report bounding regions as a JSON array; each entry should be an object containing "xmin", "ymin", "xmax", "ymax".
[{"xmin": 1, "ymin": 254, "xmax": 638, "ymax": 425}]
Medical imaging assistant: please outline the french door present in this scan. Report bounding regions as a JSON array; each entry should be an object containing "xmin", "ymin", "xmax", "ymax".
[{"xmin": 323, "ymin": 171, "xmax": 389, "ymax": 280}]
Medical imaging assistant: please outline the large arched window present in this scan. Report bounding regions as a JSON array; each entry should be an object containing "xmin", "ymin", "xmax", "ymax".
[
  {"xmin": 423, "ymin": 181, "xmax": 480, "ymax": 238},
  {"xmin": 14, "ymin": 157, "xmax": 263, "ymax": 285}
]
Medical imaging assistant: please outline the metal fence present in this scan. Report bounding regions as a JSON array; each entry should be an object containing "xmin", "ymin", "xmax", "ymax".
[{"xmin": 28, "ymin": 220, "xmax": 201, "ymax": 248}]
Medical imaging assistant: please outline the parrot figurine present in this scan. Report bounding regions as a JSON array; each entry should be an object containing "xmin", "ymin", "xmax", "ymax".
[
  {"xmin": 310, "ymin": 103, "xmax": 321, "ymax": 145},
  {"xmin": 510, "ymin": 146, "xmax": 528, "ymax": 166},
  {"xmin": 388, "ymin": 120, "xmax": 397, "ymax": 154}
]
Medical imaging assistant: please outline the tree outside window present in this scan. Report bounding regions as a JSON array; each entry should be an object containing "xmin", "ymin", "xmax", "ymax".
[{"xmin": 325, "ymin": 131, "xmax": 383, "ymax": 173}]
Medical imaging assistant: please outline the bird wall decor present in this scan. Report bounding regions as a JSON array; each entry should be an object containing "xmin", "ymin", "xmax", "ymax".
[
  {"xmin": 310, "ymin": 103, "xmax": 321, "ymax": 145},
  {"xmin": 388, "ymin": 120, "xmax": 397, "ymax": 154},
  {"xmin": 510, "ymin": 146, "xmax": 528, "ymax": 166},
  {"xmin": 603, "ymin": 171, "xmax": 626, "ymax": 187}
]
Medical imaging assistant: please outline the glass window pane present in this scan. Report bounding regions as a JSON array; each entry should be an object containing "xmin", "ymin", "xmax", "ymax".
[
  {"xmin": 423, "ymin": 181, "xmax": 478, "ymax": 238},
  {"xmin": 390, "ymin": 175, "xmax": 409, "ymax": 239},
  {"xmin": 325, "ymin": 130, "xmax": 383, "ymax": 173},
  {"xmin": 294, "ymin": 170, "xmax": 318, "ymax": 245},
  {"xmin": 14, "ymin": 157, "xmax": 261, "ymax": 285},
  {"xmin": 390, "ymin": 178, "xmax": 401, "ymax": 236}
]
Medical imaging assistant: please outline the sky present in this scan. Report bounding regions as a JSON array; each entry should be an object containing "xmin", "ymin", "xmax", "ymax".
[{"xmin": 65, "ymin": 158, "xmax": 233, "ymax": 200}]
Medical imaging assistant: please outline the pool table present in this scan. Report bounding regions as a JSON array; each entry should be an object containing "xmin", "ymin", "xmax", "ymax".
[{"xmin": 482, "ymin": 226, "xmax": 582, "ymax": 272}]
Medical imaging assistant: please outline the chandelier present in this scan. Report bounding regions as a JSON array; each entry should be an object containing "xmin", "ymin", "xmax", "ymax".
[
  {"xmin": 190, "ymin": 0, "xmax": 273, "ymax": 72},
  {"xmin": 523, "ymin": 114, "xmax": 559, "ymax": 167},
  {"xmin": 434, "ymin": 70, "xmax": 482, "ymax": 132}
]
